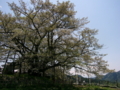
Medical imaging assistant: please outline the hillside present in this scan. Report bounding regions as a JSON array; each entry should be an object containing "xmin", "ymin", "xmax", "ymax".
[{"xmin": 102, "ymin": 71, "xmax": 120, "ymax": 82}]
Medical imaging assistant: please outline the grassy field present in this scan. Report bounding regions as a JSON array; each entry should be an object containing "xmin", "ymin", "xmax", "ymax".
[
  {"xmin": 0, "ymin": 85, "xmax": 117, "ymax": 90},
  {"xmin": 0, "ymin": 74, "xmax": 119, "ymax": 90}
]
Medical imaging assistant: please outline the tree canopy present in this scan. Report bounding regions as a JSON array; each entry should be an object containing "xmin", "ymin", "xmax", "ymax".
[{"xmin": 0, "ymin": 0, "xmax": 113, "ymax": 76}]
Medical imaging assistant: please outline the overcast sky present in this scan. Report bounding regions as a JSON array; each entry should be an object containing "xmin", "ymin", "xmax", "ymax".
[{"xmin": 0, "ymin": 0, "xmax": 120, "ymax": 72}]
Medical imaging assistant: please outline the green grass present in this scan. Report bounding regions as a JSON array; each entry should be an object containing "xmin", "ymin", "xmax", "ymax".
[
  {"xmin": 0, "ymin": 84, "xmax": 116, "ymax": 90},
  {"xmin": 0, "ymin": 86, "xmax": 116, "ymax": 90},
  {"xmin": 0, "ymin": 74, "xmax": 118, "ymax": 90},
  {"xmin": 0, "ymin": 85, "xmax": 116, "ymax": 90}
]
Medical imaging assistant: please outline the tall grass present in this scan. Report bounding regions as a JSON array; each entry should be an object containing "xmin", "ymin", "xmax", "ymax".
[{"xmin": 0, "ymin": 74, "xmax": 117, "ymax": 90}]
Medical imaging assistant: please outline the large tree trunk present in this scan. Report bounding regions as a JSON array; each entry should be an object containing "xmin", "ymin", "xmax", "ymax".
[
  {"xmin": 12, "ymin": 52, "xmax": 16, "ymax": 74},
  {"xmin": 2, "ymin": 50, "xmax": 11, "ymax": 77}
]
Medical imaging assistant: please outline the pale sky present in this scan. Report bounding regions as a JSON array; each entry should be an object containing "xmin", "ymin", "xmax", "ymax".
[{"xmin": 0, "ymin": 0, "xmax": 120, "ymax": 72}]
